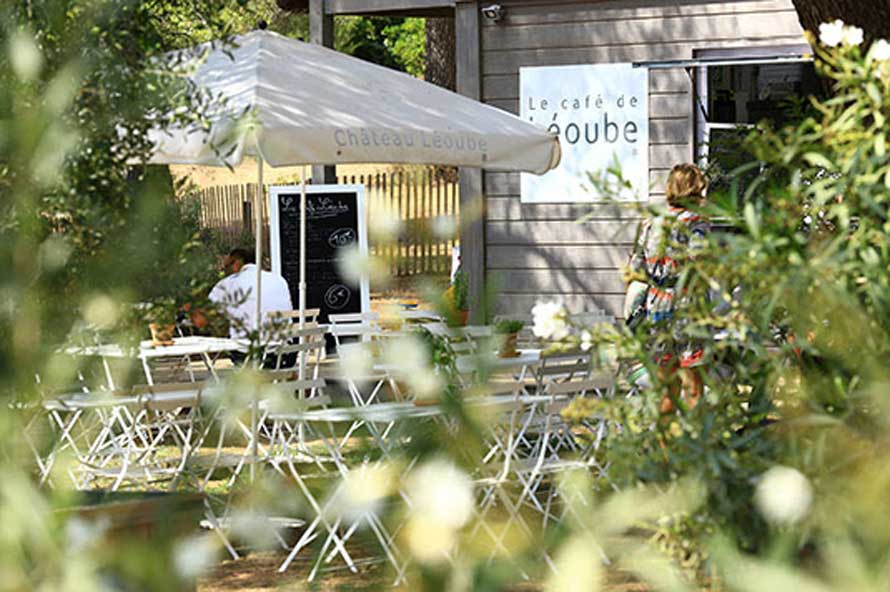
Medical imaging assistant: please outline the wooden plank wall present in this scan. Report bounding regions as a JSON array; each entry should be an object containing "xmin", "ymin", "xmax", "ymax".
[{"xmin": 480, "ymin": 0, "xmax": 805, "ymax": 317}]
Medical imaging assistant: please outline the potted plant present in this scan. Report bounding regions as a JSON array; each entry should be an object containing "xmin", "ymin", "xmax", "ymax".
[
  {"xmin": 142, "ymin": 296, "xmax": 180, "ymax": 346},
  {"xmin": 451, "ymin": 270, "xmax": 470, "ymax": 326},
  {"xmin": 412, "ymin": 327, "xmax": 458, "ymax": 406},
  {"xmin": 495, "ymin": 319, "xmax": 525, "ymax": 358}
]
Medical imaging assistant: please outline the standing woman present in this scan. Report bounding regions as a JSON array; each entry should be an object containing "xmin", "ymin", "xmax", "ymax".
[{"xmin": 627, "ymin": 163, "xmax": 710, "ymax": 412}]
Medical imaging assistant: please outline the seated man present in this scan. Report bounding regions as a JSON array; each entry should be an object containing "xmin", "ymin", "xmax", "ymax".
[{"xmin": 209, "ymin": 248, "xmax": 293, "ymax": 341}]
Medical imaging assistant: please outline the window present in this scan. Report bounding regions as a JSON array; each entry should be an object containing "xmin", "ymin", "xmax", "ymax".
[{"xmin": 693, "ymin": 45, "xmax": 819, "ymax": 195}]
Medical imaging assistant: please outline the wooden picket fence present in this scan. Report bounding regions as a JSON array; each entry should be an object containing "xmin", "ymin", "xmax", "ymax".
[{"xmin": 190, "ymin": 167, "xmax": 460, "ymax": 276}]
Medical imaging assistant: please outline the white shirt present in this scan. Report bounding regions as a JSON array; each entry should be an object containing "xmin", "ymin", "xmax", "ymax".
[{"xmin": 209, "ymin": 264, "xmax": 293, "ymax": 339}]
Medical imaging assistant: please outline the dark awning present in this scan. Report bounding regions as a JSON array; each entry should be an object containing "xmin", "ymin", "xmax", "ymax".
[{"xmin": 633, "ymin": 54, "xmax": 813, "ymax": 70}]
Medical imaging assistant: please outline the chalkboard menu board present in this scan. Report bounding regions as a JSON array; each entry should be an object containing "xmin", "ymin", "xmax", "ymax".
[{"xmin": 269, "ymin": 185, "xmax": 370, "ymax": 325}]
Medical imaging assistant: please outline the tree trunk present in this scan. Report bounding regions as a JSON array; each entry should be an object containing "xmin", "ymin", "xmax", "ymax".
[
  {"xmin": 425, "ymin": 17, "xmax": 455, "ymax": 90},
  {"xmin": 791, "ymin": 0, "xmax": 890, "ymax": 42},
  {"xmin": 425, "ymin": 17, "xmax": 457, "ymax": 182}
]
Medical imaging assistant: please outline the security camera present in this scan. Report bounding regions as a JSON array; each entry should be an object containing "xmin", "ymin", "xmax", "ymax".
[{"xmin": 481, "ymin": 4, "xmax": 506, "ymax": 22}]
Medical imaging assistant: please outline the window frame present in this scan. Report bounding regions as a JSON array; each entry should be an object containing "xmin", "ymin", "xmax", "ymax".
[{"xmin": 692, "ymin": 44, "xmax": 814, "ymax": 165}]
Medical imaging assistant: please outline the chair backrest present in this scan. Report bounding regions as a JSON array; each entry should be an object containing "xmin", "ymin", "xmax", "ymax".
[
  {"xmin": 543, "ymin": 377, "xmax": 609, "ymax": 399},
  {"xmin": 328, "ymin": 312, "xmax": 379, "ymax": 325},
  {"xmin": 420, "ymin": 322, "xmax": 450, "ymax": 337},
  {"xmin": 268, "ymin": 308, "xmax": 321, "ymax": 324},
  {"xmin": 277, "ymin": 320, "xmax": 321, "ymax": 340},
  {"xmin": 399, "ymin": 309, "xmax": 442, "ymax": 323},
  {"xmin": 569, "ymin": 310, "xmax": 613, "ymax": 325},
  {"xmin": 262, "ymin": 376, "xmax": 328, "ymax": 401},
  {"xmin": 278, "ymin": 323, "xmax": 325, "ymax": 341},
  {"xmin": 329, "ymin": 312, "xmax": 382, "ymax": 351},
  {"xmin": 421, "ymin": 323, "xmax": 493, "ymax": 354},
  {"xmin": 270, "ymin": 325, "xmax": 327, "ymax": 375},
  {"xmin": 461, "ymin": 325, "xmax": 494, "ymax": 339},
  {"xmin": 461, "ymin": 381, "xmax": 523, "ymax": 401},
  {"xmin": 455, "ymin": 325, "xmax": 496, "ymax": 356},
  {"xmin": 535, "ymin": 350, "xmax": 593, "ymax": 391}
]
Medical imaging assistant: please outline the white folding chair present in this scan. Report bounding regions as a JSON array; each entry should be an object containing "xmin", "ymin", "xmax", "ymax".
[
  {"xmin": 270, "ymin": 324, "xmax": 327, "ymax": 381},
  {"xmin": 268, "ymin": 308, "xmax": 321, "ymax": 325},
  {"xmin": 56, "ymin": 382, "xmax": 208, "ymax": 491},
  {"xmin": 199, "ymin": 377, "xmax": 331, "ymax": 560},
  {"xmin": 503, "ymin": 375, "xmax": 613, "ymax": 536},
  {"xmin": 461, "ymin": 385, "xmax": 559, "ymax": 574},
  {"xmin": 329, "ymin": 312, "xmax": 383, "ymax": 352},
  {"xmin": 268, "ymin": 399, "xmax": 420, "ymax": 582}
]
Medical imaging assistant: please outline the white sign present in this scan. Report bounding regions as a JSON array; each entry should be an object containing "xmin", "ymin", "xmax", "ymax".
[{"xmin": 520, "ymin": 63, "xmax": 649, "ymax": 202}]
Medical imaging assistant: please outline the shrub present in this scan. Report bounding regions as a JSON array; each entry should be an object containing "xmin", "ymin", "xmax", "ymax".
[{"xmin": 557, "ymin": 25, "xmax": 890, "ymax": 578}]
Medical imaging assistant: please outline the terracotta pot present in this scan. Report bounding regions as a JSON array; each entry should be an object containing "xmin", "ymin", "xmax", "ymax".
[
  {"xmin": 149, "ymin": 323, "xmax": 176, "ymax": 346},
  {"xmin": 458, "ymin": 309, "xmax": 469, "ymax": 326},
  {"xmin": 189, "ymin": 309, "xmax": 209, "ymax": 330},
  {"xmin": 499, "ymin": 333, "xmax": 520, "ymax": 358}
]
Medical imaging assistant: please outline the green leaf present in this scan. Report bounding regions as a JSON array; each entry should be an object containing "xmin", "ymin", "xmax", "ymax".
[
  {"xmin": 744, "ymin": 202, "xmax": 760, "ymax": 239},
  {"xmin": 803, "ymin": 152, "xmax": 835, "ymax": 170}
]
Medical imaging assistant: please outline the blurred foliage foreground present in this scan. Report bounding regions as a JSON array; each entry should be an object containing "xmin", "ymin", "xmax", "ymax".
[
  {"xmin": 558, "ymin": 26, "xmax": 890, "ymax": 591},
  {"xmin": 3, "ymin": 2, "xmax": 890, "ymax": 591}
]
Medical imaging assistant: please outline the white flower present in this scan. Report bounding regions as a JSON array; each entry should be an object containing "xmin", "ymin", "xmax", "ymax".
[
  {"xmin": 82, "ymin": 294, "xmax": 120, "ymax": 330},
  {"xmin": 404, "ymin": 515, "xmax": 455, "ymax": 564},
  {"xmin": 405, "ymin": 458, "xmax": 474, "ymax": 529},
  {"xmin": 173, "ymin": 533, "xmax": 219, "ymax": 579},
  {"xmin": 580, "ymin": 330, "xmax": 593, "ymax": 352},
  {"xmin": 337, "ymin": 247, "xmax": 389, "ymax": 287},
  {"xmin": 382, "ymin": 335, "xmax": 444, "ymax": 399},
  {"xmin": 229, "ymin": 510, "xmax": 279, "ymax": 550},
  {"xmin": 532, "ymin": 300, "xmax": 570, "ymax": 340},
  {"xmin": 548, "ymin": 534, "xmax": 602, "ymax": 592},
  {"xmin": 819, "ymin": 20, "xmax": 845, "ymax": 47},
  {"xmin": 369, "ymin": 203, "xmax": 402, "ymax": 242},
  {"xmin": 402, "ymin": 459, "xmax": 473, "ymax": 562},
  {"xmin": 66, "ymin": 517, "xmax": 108, "ymax": 553},
  {"xmin": 329, "ymin": 463, "xmax": 397, "ymax": 522},
  {"xmin": 339, "ymin": 342, "xmax": 374, "ymax": 383},
  {"xmin": 842, "ymin": 25, "xmax": 864, "ymax": 47},
  {"xmin": 754, "ymin": 466, "xmax": 813, "ymax": 525},
  {"xmin": 410, "ymin": 371, "xmax": 444, "ymax": 400},
  {"xmin": 9, "ymin": 31, "xmax": 42, "ymax": 81},
  {"xmin": 383, "ymin": 334, "xmax": 428, "ymax": 376},
  {"xmin": 430, "ymin": 215, "xmax": 458, "ymax": 240},
  {"xmin": 871, "ymin": 39, "xmax": 890, "ymax": 61},
  {"xmin": 39, "ymin": 235, "xmax": 72, "ymax": 271}
]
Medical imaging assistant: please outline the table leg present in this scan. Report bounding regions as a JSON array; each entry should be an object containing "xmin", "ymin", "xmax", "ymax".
[{"xmin": 140, "ymin": 356, "xmax": 154, "ymax": 386}]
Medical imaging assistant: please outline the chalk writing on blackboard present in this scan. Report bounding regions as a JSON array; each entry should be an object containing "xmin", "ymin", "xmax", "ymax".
[
  {"xmin": 324, "ymin": 284, "xmax": 351, "ymax": 310},
  {"xmin": 328, "ymin": 228, "xmax": 357, "ymax": 248},
  {"xmin": 272, "ymin": 187, "xmax": 365, "ymax": 334},
  {"xmin": 307, "ymin": 197, "xmax": 349, "ymax": 219}
]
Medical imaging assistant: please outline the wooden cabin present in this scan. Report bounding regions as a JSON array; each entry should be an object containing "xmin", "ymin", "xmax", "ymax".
[{"xmin": 307, "ymin": 0, "xmax": 810, "ymax": 319}]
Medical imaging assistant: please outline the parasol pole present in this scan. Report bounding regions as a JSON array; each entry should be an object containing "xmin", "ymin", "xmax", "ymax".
[
  {"xmin": 250, "ymin": 156, "xmax": 264, "ymax": 483},
  {"xmin": 298, "ymin": 165, "xmax": 307, "ymax": 382}
]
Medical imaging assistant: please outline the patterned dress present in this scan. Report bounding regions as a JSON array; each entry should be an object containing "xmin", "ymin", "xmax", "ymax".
[{"xmin": 629, "ymin": 208, "xmax": 710, "ymax": 367}]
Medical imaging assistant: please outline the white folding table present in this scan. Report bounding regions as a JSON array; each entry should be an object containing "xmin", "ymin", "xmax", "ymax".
[{"xmin": 64, "ymin": 336, "xmax": 247, "ymax": 387}]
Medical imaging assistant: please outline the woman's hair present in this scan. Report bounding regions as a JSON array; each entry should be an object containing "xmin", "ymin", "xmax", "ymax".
[{"xmin": 666, "ymin": 163, "xmax": 708, "ymax": 208}]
